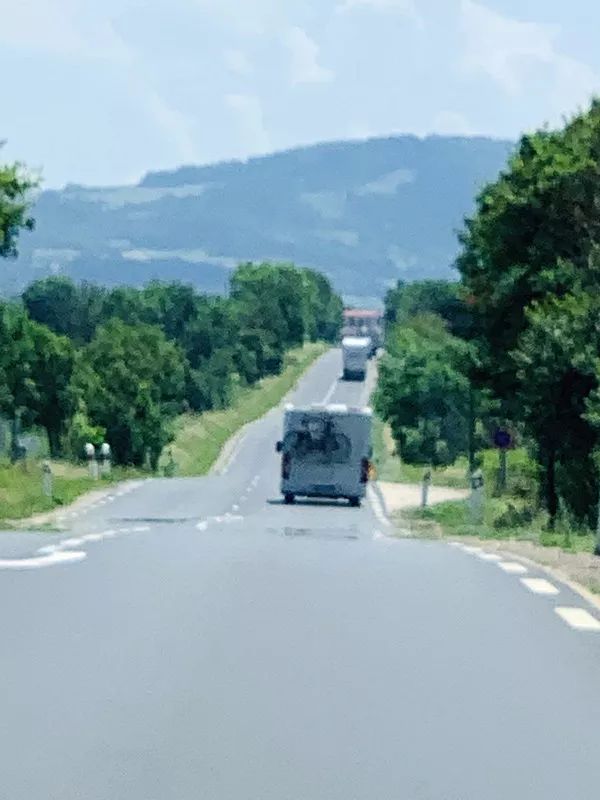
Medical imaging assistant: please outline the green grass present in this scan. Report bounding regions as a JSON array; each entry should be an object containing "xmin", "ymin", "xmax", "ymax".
[
  {"xmin": 0, "ymin": 459, "xmax": 128, "ymax": 523},
  {"xmin": 404, "ymin": 492, "xmax": 597, "ymax": 555},
  {"xmin": 161, "ymin": 342, "xmax": 328, "ymax": 477}
]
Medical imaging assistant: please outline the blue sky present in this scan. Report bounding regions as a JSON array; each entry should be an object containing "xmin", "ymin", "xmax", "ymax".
[{"xmin": 1, "ymin": 0, "xmax": 598, "ymax": 187}]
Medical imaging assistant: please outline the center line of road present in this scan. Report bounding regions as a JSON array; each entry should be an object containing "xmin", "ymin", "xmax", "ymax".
[
  {"xmin": 521, "ymin": 578, "xmax": 560, "ymax": 596},
  {"xmin": 555, "ymin": 607, "xmax": 600, "ymax": 631},
  {"xmin": 321, "ymin": 379, "xmax": 338, "ymax": 405}
]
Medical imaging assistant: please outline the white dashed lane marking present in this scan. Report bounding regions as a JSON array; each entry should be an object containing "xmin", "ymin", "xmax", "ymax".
[
  {"xmin": 498, "ymin": 561, "xmax": 528, "ymax": 574},
  {"xmin": 477, "ymin": 552, "xmax": 503, "ymax": 561},
  {"xmin": 521, "ymin": 578, "xmax": 560, "ymax": 596},
  {"xmin": 462, "ymin": 545, "xmax": 482, "ymax": 554},
  {"xmin": 0, "ymin": 551, "xmax": 86, "ymax": 570},
  {"xmin": 555, "ymin": 607, "xmax": 600, "ymax": 631}
]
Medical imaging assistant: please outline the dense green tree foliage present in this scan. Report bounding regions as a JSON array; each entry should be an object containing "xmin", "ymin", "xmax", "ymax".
[
  {"xmin": 457, "ymin": 100, "xmax": 600, "ymax": 525},
  {"xmin": 3, "ymin": 261, "xmax": 342, "ymax": 467},
  {"xmin": 0, "ymin": 151, "xmax": 36, "ymax": 258}
]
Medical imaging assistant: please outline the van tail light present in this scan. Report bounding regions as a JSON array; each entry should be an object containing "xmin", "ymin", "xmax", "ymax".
[
  {"xmin": 282, "ymin": 452, "xmax": 291, "ymax": 480},
  {"xmin": 360, "ymin": 457, "xmax": 370, "ymax": 483}
]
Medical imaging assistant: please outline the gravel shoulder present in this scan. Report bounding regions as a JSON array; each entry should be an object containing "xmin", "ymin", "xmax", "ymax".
[{"xmin": 378, "ymin": 481, "xmax": 468, "ymax": 512}]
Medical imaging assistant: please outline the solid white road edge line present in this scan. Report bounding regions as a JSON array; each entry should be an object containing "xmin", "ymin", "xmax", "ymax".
[{"xmin": 367, "ymin": 485, "xmax": 391, "ymax": 528}]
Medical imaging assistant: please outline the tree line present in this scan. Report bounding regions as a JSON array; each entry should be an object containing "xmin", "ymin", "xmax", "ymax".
[
  {"xmin": 377, "ymin": 99, "xmax": 600, "ymax": 532},
  {"xmin": 1, "ymin": 268, "xmax": 341, "ymax": 469}
]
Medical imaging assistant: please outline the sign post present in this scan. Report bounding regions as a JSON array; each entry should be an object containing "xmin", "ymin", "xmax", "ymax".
[
  {"xmin": 99, "ymin": 442, "xmax": 111, "ymax": 476},
  {"xmin": 493, "ymin": 428, "xmax": 512, "ymax": 494},
  {"xmin": 469, "ymin": 468, "xmax": 484, "ymax": 524},
  {"xmin": 42, "ymin": 461, "xmax": 53, "ymax": 498},
  {"xmin": 421, "ymin": 469, "xmax": 432, "ymax": 508},
  {"xmin": 84, "ymin": 442, "xmax": 98, "ymax": 480}
]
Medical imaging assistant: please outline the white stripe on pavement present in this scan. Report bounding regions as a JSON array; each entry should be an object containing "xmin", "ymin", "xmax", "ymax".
[
  {"xmin": 367, "ymin": 485, "xmax": 391, "ymax": 527},
  {"xmin": 0, "ymin": 550, "xmax": 86, "ymax": 570},
  {"xmin": 498, "ymin": 561, "xmax": 528, "ymax": 574},
  {"xmin": 521, "ymin": 578, "xmax": 560, "ymax": 596},
  {"xmin": 555, "ymin": 607, "xmax": 600, "ymax": 631}
]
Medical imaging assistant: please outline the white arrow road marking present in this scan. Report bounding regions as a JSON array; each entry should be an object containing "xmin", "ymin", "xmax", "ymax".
[{"xmin": 555, "ymin": 607, "xmax": 600, "ymax": 631}]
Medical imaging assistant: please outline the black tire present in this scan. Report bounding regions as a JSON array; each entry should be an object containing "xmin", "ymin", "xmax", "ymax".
[
  {"xmin": 284, "ymin": 493, "xmax": 295, "ymax": 505},
  {"xmin": 349, "ymin": 496, "xmax": 360, "ymax": 507}
]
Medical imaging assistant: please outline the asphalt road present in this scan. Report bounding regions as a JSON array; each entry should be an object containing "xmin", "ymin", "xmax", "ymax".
[{"xmin": 2, "ymin": 349, "xmax": 600, "ymax": 799}]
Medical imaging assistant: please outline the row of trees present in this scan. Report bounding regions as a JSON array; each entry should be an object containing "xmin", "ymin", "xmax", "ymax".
[
  {"xmin": 377, "ymin": 99, "xmax": 600, "ymax": 530},
  {"xmin": 1, "ymin": 266, "xmax": 342, "ymax": 469}
]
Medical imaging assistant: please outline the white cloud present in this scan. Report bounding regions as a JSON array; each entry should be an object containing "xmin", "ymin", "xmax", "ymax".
[
  {"xmin": 223, "ymin": 48, "xmax": 253, "ymax": 76},
  {"xmin": 285, "ymin": 26, "xmax": 334, "ymax": 86},
  {"xmin": 336, "ymin": 0, "xmax": 422, "ymax": 24},
  {"xmin": 225, "ymin": 93, "xmax": 272, "ymax": 153},
  {"xmin": 460, "ymin": 0, "xmax": 599, "ymax": 116},
  {"xmin": 432, "ymin": 111, "xmax": 473, "ymax": 136},
  {"xmin": 0, "ymin": 0, "xmax": 129, "ymax": 60},
  {"xmin": 133, "ymin": 81, "xmax": 198, "ymax": 163}
]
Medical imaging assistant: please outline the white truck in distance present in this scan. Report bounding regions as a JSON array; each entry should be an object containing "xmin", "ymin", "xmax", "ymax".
[
  {"xmin": 275, "ymin": 404, "xmax": 373, "ymax": 506},
  {"xmin": 342, "ymin": 336, "xmax": 370, "ymax": 381}
]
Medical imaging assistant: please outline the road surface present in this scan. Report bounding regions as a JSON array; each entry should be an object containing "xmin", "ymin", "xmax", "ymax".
[{"xmin": 2, "ymin": 349, "xmax": 600, "ymax": 799}]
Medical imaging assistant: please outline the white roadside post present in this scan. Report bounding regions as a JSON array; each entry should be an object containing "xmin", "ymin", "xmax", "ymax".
[
  {"xmin": 84, "ymin": 442, "xmax": 98, "ymax": 480},
  {"xmin": 470, "ymin": 468, "xmax": 484, "ymax": 524},
  {"xmin": 421, "ymin": 469, "xmax": 432, "ymax": 508},
  {"xmin": 42, "ymin": 460, "xmax": 53, "ymax": 498},
  {"xmin": 99, "ymin": 442, "xmax": 111, "ymax": 476}
]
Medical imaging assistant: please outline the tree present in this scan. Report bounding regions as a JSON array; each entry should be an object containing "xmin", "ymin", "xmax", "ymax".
[
  {"xmin": 0, "ymin": 302, "xmax": 36, "ymax": 426},
  {"xmin": 23, "ymin": 277, "xmax": 106, "ymax": 343},
  {"xmin": 384, "ymin": 279, "xmax": 473, "ymax": 339},
  {"xmin": 73, "ymin": 320, "xmax": 186, "ymax": 469},
  {"xmin": 513, "ymin": 292, "xmax": 600, "ymax": 524},
  {"xmin": 0, "ymin": 150, "xmax": 37, "ymax": 258},
  {"xmin": 457, "ymin": 99, "xmax": 600, "ymax": 522},
  {"xmin": 375, "ymin": 314, "xmax": 474, "ymax": 467}
]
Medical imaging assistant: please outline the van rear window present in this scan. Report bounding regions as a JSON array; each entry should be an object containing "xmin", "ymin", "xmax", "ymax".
[{"xmin": 284, "ymin": 430, "xmax": 352, "ymax": 464}]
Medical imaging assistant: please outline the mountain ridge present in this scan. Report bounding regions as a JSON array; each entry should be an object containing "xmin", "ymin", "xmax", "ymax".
[{"xmin": 5, "ymin": 134, "xmax": 514, "ymax": 299}]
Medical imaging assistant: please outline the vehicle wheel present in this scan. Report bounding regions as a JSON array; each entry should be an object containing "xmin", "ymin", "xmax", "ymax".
[
  {"xmin": 284, "ymin": 493, "xmax": 295, "ymax": 505},
  {"xmin": 349, "ymin": 496, "xmax": 360, "ymax": 507}
]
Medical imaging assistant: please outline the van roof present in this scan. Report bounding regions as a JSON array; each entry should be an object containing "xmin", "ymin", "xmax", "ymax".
[
  {"xmin": 285, "ymin": 403, "xmax": 373, "ymax": 416},
  {"xmin": 342, "ymin": 336, "xmax": 371, "ymax": 346}
]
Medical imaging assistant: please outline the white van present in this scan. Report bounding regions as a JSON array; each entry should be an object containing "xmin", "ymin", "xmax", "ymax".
[
  {"xmin": 341, "ymin": 336, "xmax": 371, "ymax": 381},
  {"xmin": 275, "ymin": 404, "xmax": 373, "ymax": 506}
]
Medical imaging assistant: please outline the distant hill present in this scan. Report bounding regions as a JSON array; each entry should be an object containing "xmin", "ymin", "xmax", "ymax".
[{"xmin": 5, "ymin": 135, "xmax": 513, "ymax": 299}]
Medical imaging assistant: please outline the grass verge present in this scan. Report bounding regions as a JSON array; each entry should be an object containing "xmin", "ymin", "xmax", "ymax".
[
  {"xmin": 161, "ymin": 342, "xmax": 328, "ymax": 477},
  {"xmin": 0, "ymin": 460, "xmax": 140, "ymax": 525}
]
